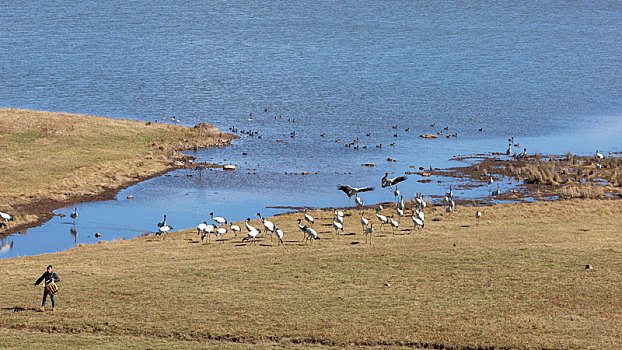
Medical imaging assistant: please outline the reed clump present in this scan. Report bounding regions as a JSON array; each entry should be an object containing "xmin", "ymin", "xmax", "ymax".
[{"xmin": 559, "ymin": 185, "xmax": 605, "ymax": 199}]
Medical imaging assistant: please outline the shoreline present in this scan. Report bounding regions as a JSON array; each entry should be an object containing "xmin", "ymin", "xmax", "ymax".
[
  {"xmin": 0, "ymin": 108, "xmax": 237, "ymax": 237},
  {"xmin": 1, "ymin": 199, "xmax": 620, "ymax": 348}
]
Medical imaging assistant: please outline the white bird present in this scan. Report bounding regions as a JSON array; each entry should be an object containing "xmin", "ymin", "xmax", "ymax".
[
  {"xmin": 396, "ymin": 206, "xmax": 404, "ymax": 222},
  {"xmin": 245, "ymin": 218, "xmax": 258, "ymax": 233},
  {"xmin": 257, "ymin": 212, "xmax": 275, "ymax": 241},
  {"xmin": 216, "ymin": 227, "xmax": 227, "ymax": 237},
  {"xmin": 334, "ymin": 208, "xmax": 344, "ymax": 219},
  {"xmin": 491, "ymin": 184, "xmax": 500, "ymax": 197},
  {"xmin": 355, "ymin": 196, "xmax": 364, "ymax": 207},
  {"xmin": 0, "ymin": 212, "xmax": 14, "ymax": 228},
  {"xmin": 200, "ymin": 224, "xmax": 216, "ymax": 243},
  {"xmin": 332, "ymin": 218, "xmax": 344, "ymax": 237},
  {"xmin": 157, "ymin": 214, "xmax": 166, "ymax": 228},
  {"xmin": 389, "ymin": 215, "xmax": 399, "ymax": 237},
  {"xmin": 398, "ymin": 195, "xmax": 405, "ymax": 211},
  {"xmin": 445, "ymin": 185, "xmax": 454, "ymax": 199},
  {"xmin": 304, "ymin": 209, "xmax": 314, "ymax": 225},
  {"xmin": 70, "ymin": 207, "xmax": 78, "ymax": 222},
  {"xmin": 445, "ymin": 205, "xmax": 453, "ymax": 217},
  {"xmin": 393, "ymin": 188, "xmax": 400, "ymax": 201},
  {"xmin": 274, "ymin": 227, "xmax": 284, "ymax": 246},
  {"xmin": 156, "ymin": 224, "xmax": 173, "ymax": 240},
  {"xmin": 488, "ymin": 177, "xmax": 494, "ymax": 186},
  {"xmin": 364, "ymin": 224, "xmax": 374, "ymax": 245},
  {"xmin": 381, "ymin": 173, "xmax": 407, "ymax": 188},
  {"xmin": 197, "ymin": 221, "xmax": 208, "ymax": 235},
  {"xmin": 242, "ymin": 228, "xmax": 260, "ymax": 244},
  {"xmin": 375, "ymin": 209, "xmax": 388, "ymax": 230},
  {"xmin": 411, "ymin": 211, "xmax": 424, "ymax": 232},
  {"xmin": 229, "ymin": 222, "xmax": 241, "ymax": 238},
  {"xmin": 298, "ymin": 220, "xmax": 319, "ymax": 244},
  {"xmin": 210, "ymin": 212, "xmax": 227, "ymax": 225},
  {"xmin": 416, "ymin": 209, "xmax": 425, "ymax": 223},
  {"xmin": 360, "ymin": 212, "xmax": 369, "ymax": 233},
  {"xmin": 338, "ymin": 185, "xmax": 374, "ymax": 197},
  {"xmin": 595, "ymin": 150, "xmax": 604, "ymax": 160},
  {"xmin": 334, "ymin": 213, "xmax": 344, "ymax": 225},
  {"xmin": 475, "ymin": 210, "xmax": 482, "ymax": 225}
]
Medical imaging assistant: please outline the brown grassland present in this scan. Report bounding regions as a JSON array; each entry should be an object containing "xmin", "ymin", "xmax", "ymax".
[
  {"xmin": 1, "ymin": 200, "xmax": 621, "ymax": 349},
  {"xmin": 0, "ymin": 108, "xmax": 235, "ymax": 234}
]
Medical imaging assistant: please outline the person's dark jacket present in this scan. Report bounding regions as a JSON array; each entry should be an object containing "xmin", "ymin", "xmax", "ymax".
[{"xmin": 35, "ymin": 271, "xmax": 60, "ymax": 286}]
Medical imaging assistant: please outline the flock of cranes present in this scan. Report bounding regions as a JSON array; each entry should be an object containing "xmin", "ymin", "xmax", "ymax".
[
  {"xmin": 0, "ymin": 145, "xmax": 612, "ymax": 252},
  {"xmin": 146, "ymin": 171, "xmax": 474, "ymax": 247}
]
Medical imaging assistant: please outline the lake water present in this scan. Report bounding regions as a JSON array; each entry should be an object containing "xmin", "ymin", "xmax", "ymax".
[{"xmin": 1, "ymin": 1, "xmax": 621, "ymax": 258}]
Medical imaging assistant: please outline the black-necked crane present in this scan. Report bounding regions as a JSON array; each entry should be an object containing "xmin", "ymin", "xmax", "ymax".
[
  {"xmin": 0, "ymin": 211, "xmax": 14, "ymax": 228},
  {"xmin": 274, "ymin": 227, "xmax": 284, "ymax": 246},
  {"xmin": 257, "ymin": 213, "xmax": 275, "ymax": 241},
  {"xmin": 70, "ymin": 207, "xmax": 78, "ymax": 223},
  {"xmin": 488, "ymin": 177, "xmax": 494, "ymax": 186},
  {"xmin": 375, "ymin": 209, "xmax": 388, "ymax": 230},
  {"xmin": 216, "ymin": 226, "xmax": 227, "ymax": 238},
  {"xmin": 475, "ymin": 210, "xmax": 482, "ymax": 225},
  {"xmin": 332, "ymin": 217, "xmax": 344, "ymax": 238},
  {"xmin": 245, "ymin": 218, "xmax": 258, "ymax": 233},
  {"xmin": 334, "ymin": 208, "xmax": 344, "ymax": 220},
  {"xmin": 506, "ymin": 143, "xmax": 512, "ymax": 155},
  {"xmin": 393, "ymin": 188, "xmax": 400, "ymax": 202},
  {"xmin": 229, "ymin": 222, "xmax": 241, "ymax": 238},
  {"xmin": 304, "ymin": 209, "xmax": 314, "ymax": 226},
  {"xmin": 491, "ymin": 183, "xmax": 500, "ymax": 197},
  {"xmin": 381, "ymin": 173, "xmax": 407, "ymax": 189},
  {"xmin": 297, "ymin": 219, "xmax": 306, "ymax": 240},
  {"xmin": 334, "ymin": 213, "xmax": 344, "ymax": 225},
  {"xmin": 445, "ymin": 204, "xmax": 453, "ymax": 217},
  {"xmin": 416, "ymin": 208, "xmax": 425, "ymax": 223},
  {"xmin": 200, "ymin": 224, "xmax": 216, "ymax": 243},
  {"xmin": 197, "ymin": 221, "xmax": 208, "ymax": 235},
  {"xmin": 595, "ymin": 150, "xmax": 605, "ymax": 160},
  {"xmin": 411, "ymin": 211, "xmax": 424, "ymax": 232},
  {"xmin": 396, "ymin": 206, "xmax": 404, "ymax": 223},
  {"xmin": 398, "ymin": 195, "xmax": 405, "ymax": 211},
  {"xmin": 517, "ymin": 148, "xmax": 527, "ymax": 160},
  {"xmin": 445, "ymin": 185, "xmax": 454, "ymax": 199},
  {"xmin": 210, "ymin": 212, "xmax": 227, "ymax": 225},
  {"xmin": 338, "ymin": 185, "xmax": 374, "ymax": 198},
  {"xmin": 157, "ymin": 214, "xmax": 166, "ymax": 228},
  {"xmin": 298, "ymin": 220, "xmax": 319, "ymax": 244},
  {"xmin": 360, "ymin": 211, "xmax": 369, "ymax": 233},
  {"xmin": 389, "ymin": 215, "xmax": 399, "ymax": 237},
  {"xmin": 355, "ymin": 196, "xmax": 364, "ymax": 208},
  {"xmin": 242, "ymin": 228, "xmax": 260, "ymax": 244},
  {"xmin": 364, "ymin": 223, "xmax": 374, "ymax": 245},
  {"xmin": 156, "ymin": 224, "xmax": 173, "ymax": 240}
]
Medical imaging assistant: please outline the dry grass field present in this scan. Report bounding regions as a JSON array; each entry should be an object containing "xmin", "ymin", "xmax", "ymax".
[
  {"xmin": 1, "ymin": 200, "xmax": 620, "ymax": 349},
  {"xmin": 0, "ymin": 108, "xmax": 235, "ymax": 233}
]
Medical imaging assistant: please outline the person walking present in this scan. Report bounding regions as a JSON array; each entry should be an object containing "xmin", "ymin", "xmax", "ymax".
[{"xmin": 34, "ymin": 265, "xmax": 60, "ymax": 311}]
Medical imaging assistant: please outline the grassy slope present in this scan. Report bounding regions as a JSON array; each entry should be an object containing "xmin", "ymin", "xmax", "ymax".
[
  {"xmin": 0, "ymin": 108, "xmax": 234, "ymax": 231},
  {"xmin": 0, "ymin": 200, "xmax": 620, "ymax": 349}
]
